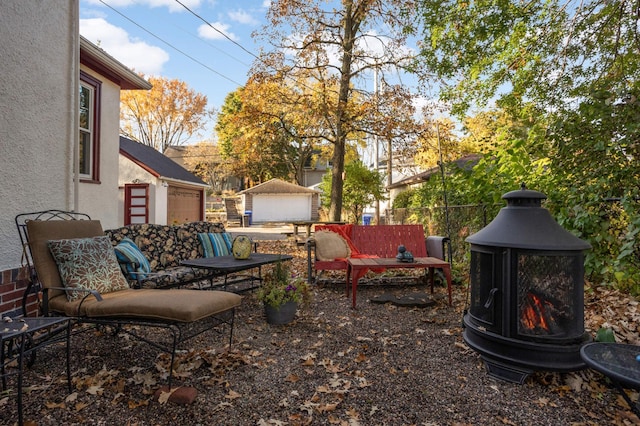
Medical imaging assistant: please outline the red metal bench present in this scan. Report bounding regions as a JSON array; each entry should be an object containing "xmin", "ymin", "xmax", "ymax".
[{"xmin": 306, "ymin": 224, "xmax": 451, "ymax": 304}]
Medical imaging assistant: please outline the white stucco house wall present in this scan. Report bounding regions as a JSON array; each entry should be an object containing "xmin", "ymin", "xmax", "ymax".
[
  {"xmin": 0, "ymin": 1, "xmax": 150, "ymax": 316},
  {"xmin": 78, "ymin": 38, "xmax": 152, "ymax": 228}
]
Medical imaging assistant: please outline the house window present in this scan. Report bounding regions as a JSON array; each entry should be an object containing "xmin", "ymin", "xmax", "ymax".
[{"xmin": 79, "ymin": 71, "xmax": 101, "ymax": 182}]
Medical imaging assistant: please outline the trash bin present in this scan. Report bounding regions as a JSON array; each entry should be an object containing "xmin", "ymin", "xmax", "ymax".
[
  {"xmin": 244, "ymin": 210, "xmax": 252, "ymax": 226},
  {"xmin": 362, "ymin": 214, "xmax": 372, "ymax": 225}
]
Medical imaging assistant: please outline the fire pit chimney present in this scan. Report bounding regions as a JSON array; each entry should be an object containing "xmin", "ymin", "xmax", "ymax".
[{"xmin": 463, "ymin": 185, "xmax": 592, "ymax": 383}]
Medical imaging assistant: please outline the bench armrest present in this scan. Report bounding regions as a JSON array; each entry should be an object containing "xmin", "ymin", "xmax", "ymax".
[{"xmin": 426, "ymin": 236, "xmax": 450, "ymax": 261}]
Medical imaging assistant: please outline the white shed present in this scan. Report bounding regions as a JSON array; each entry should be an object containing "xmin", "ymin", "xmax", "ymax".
[{"xmin": 239, "ymin": 179, "xmax": 320, "ymax": 223}]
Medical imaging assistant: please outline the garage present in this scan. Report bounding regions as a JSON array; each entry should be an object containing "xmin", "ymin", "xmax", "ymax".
[
  {"xmin": 253, "ymin": 193, "xmax": 312, "ymax": 222},
  {"xmin": 167, "ymin": 185, "xmax": 203, "ymax": 223},
  {"xmin": 239, "ymin": 179, "xmax": 320, "ymax": 223}
]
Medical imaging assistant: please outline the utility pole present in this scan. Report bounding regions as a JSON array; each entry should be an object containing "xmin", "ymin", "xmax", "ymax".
[{"xmin": 373, "ymin": 65, "xmax": 380, "ymax": 224}]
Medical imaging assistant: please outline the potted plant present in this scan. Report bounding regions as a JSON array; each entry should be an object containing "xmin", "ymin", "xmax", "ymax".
[{"xmin": 257, "ymin": 260, "xmax": 311, "ymax": 324}]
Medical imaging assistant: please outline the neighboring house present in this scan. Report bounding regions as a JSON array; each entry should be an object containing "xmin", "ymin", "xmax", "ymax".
[
  {"xmin": 0, "ymin": 2, "xmax": 150, "ymax": 316},
  {"xmin": 119, "ymin": 137, "xmax": 209, "ymax": 225},
  {"xmin": 164, "ymin": 145, "xmax": 242, "ymax": 193},
  {"xmin": 386, "ymin": 154, "xmax": 482, "ymax": 202},
  {"xmin": 239, "ymin": 179, "xmax": 320, "ymax": 223},
  {"xmin": 301, "ymin": 155, "xmax": 331, "ymax": 188}
]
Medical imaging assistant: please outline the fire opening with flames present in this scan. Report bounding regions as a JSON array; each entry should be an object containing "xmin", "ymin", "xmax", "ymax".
[{"xmin": 519, "ymin": 292, "xmax": 566, "ymax": 336}]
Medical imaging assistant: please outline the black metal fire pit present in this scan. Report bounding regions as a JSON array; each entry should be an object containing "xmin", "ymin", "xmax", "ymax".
[{"xmin": 463, "ymin": 185, "xmax": 592, "ymax": 383}]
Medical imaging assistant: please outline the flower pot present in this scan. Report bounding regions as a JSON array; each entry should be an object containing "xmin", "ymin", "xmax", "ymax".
[{"xmin": 264, "ymin": 301, "xmax": 297, "ymax": 325}]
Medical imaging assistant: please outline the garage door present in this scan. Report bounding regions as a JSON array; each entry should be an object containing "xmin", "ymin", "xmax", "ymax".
[
  {"xmin": 252, "ymin": 194, "xmax": 311, "ymax": 222},
  {"xmin": 167, "ymin": 186, "xmax": 203, "ymax": 224}
]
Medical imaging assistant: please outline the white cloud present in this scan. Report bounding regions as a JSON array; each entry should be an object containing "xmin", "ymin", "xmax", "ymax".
[
  {"xmin": 83, "ymin": 0, "xmax": 201, "ymax": 13},
  {"xmin": 198, "ymin": 22, "xmax": 238, "ymax": 41},
  {"xmin": 80, "ymin": 18, "xmax": 169, "ymax": 75},
  {"xmin": 228, "ymin": 9, "xmax": 259, "ymax": 26}
]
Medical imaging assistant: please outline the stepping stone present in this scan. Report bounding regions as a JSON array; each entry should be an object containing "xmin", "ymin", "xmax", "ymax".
[
  {"xmin": 153, "ymin": 386, "xmax": 198, "ymax": 404},
  {"xmin": 370, "ymin": 292, "xmax": 436, "ymax": 308}
]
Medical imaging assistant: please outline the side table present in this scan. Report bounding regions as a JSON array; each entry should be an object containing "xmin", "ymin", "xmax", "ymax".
[
  {"xmin": 580, "ymin": 342, "xmax": 640, "ymax": 418},
  {"xmin": 1, "ymin": 317, "xmax": 71, "ymax": 426}
]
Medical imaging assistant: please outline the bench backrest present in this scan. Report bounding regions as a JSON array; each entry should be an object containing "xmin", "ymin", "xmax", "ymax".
[
  {"xmin": 105, "ymin": 221, "xmax": 226, "ymax": 270},
  {"xmin": 351, "ymin": 224, "xmax": 427, "ymax": 257}
]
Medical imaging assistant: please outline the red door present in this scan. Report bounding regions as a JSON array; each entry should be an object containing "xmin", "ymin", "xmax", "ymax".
[{"xmin": 124, "ymin": 183, "xmax": 149, "ymax": 225}]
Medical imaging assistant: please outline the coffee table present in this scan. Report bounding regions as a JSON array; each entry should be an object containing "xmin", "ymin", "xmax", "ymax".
[
  {"xmin": 581, "ymin": 342, "xmax": 640, "ymax": 418},
  {"xmin": 182, "ymin": 253, "xmax": 293, "ymax": 290},
  {"xmin": 346, "ymin": 257, "xmax": 452, "ymax": 309}
]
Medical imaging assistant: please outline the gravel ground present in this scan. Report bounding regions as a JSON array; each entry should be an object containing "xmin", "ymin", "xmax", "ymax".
[{"xmin": 2, "ymin": 239, "xmax": 637, "ymax": 426}]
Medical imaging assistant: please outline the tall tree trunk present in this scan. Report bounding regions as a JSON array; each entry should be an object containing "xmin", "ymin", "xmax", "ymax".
[{"xmin": 329, "ymin": 0, "xmax": 358, "ymax": 222}]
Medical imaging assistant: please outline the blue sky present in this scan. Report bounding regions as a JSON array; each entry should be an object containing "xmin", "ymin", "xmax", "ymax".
[
  {"xmin": 79, "ymin": 0, "xmax": 429, "ymax": 144},
  {"xmin": 80, "ymin": 1, "xmax": 271, "ymax": 126}
]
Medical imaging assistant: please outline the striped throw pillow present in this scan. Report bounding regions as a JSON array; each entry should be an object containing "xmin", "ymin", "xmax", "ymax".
[
  {"xmin": 198, "ymin": 232, "xmax": 233, "ymax": 257},
  {"xmin": 114, "ymin": 237, "xmax": 151, "ymax": 279}
]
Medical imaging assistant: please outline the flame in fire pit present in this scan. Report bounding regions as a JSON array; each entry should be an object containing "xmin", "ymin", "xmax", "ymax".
[{"xmin": 521, "ymin": 292, "xmax": 558, "ymax": 335}]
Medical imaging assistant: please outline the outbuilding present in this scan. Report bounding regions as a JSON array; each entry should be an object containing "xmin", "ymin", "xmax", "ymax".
[
  {"xmin": 239, "ymin": 179, "xmax": 320, "ymax": 223},
  {"xmin": 118, "ymin": 136, "xmax": 209, "ymax": 225}
]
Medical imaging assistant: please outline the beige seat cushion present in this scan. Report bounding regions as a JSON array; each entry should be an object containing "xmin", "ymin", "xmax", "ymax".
[
  {"xmin": 314, "ymin": 230, "xmax": 351, "ymax": 261},
  {"xmin": 49, "ymin": 289, "xmax": 242, "ymax": 323}
]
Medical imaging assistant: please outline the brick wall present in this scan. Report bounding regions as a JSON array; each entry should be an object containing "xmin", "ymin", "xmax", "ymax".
[{"xmin": 0, "ymin": 266, "xmax": 38, "ymax": 318}]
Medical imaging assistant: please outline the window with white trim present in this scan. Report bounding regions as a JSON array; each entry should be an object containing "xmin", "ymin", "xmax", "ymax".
[{"xmin": 79, "ymin": 71, "xmax": 101, "ymax": 181}]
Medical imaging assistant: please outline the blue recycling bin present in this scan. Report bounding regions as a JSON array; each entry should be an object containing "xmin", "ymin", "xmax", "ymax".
[
  {"xmin": 244, "ymin": 210, "xmax": 252, "ymax": 226},
  {"xmin": 362, "ymin": 214, "xmax": 372, "ymax": 225}
]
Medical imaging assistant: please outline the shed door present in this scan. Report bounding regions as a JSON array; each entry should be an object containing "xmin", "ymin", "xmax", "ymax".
[
  {"xmin": 253, "ymin": 194, "xmax": 311, "ymax": 222},
  {"xmin": 125, "ymin": 183, "xmax": 149, "ymax": 225},
  {"xmin": 167, "ymin": 186, "xmax": 203, "ymax": 224}
]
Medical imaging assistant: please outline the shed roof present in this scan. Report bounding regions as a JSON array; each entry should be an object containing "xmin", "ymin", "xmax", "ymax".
[
  {"xmin": 387, "ymin": 154, "xmax": 481, "ymax": 189},
  {"xmin": 119, "ymin": 136, "xmax": 207, "ymax": 186},
  {"xmin": 239, "ymin": 178, "xmax": 320, "ymax": 194}
]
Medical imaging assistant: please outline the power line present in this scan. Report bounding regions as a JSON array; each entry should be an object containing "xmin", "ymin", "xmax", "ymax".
[
  {"xmin": 173, "ymin": 0, "xmax": 259, "ymax": 60},
  {"xmin": 171, "ymin": 22, "xmax": 252, "ymax": 68},
  {"xmin": 98, "ymin": 0, "xmax": 244, "ymax": 87}
]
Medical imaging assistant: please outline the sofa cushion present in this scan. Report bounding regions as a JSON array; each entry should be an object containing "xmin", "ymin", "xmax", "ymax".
[
  {"xmin": 48, "ymin": 236, "xmax": 130, "ymax": 301},
  {"xmin": 114, "ymin": 237, "xmax": 151, "ymax": 280},
  {"xmin": 174, "ymin": 221, "xmax": 227, "ymax": 260},
  {"xmin": 117, "ymin": 224, "xmax": 178, "ymax": 269},
  {"xmin": 198, "ymin": 232, "xmax": 233, "ymax": 257},
  {"xmin": 134, "ymin": 266, "xmax": 214, "ymax": 289},
  {"xmin": 314, "ymin": 230, "xmax": 351, "ymax": 261}
]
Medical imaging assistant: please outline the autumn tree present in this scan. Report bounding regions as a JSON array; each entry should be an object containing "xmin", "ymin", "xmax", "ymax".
[
  {"xmin": 120, "ymin": 76, "xmax": 211, "ymax": 153},
  {"xmin": 182, "ymin": 142, "xmax": 234, "ymax": 195},
  {"xmin": 320, "ymin": 160, "xmax": 386, "ymax": 224},
  {"xmin": 216, "ymin": 74, "xmax": 331, "ymax": 186},
  {"xmin": 253, "ymin": 0, "xmax": 418, "ymax": 221},
  {"xmin": 410, "ymin": 1, "xmax": 640, "ymax": 287},
  {"xmin": 411, "ymin": 118, "xmax": 465, "ymax": 170}
]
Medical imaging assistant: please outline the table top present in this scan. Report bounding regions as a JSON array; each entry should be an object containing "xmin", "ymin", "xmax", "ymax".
[
  {"xmin": 581, "ymin": 342, "xmax": 640, "ymax": 389},
  {"xmin": 181, "ymin": 253, "xmax": 293, "ymax": 271},
  {"xmin": 348, "ymin": 257, "xmax": 449, "ymax": 268},
  {"xmin": 1, "ymin": 316, "xmax": 69, "ymax": 340}
]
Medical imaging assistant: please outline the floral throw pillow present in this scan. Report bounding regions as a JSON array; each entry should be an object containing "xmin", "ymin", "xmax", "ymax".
[{"xmin": 48, "ymin": 236, "xmax": 130, "ymax": 301}]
